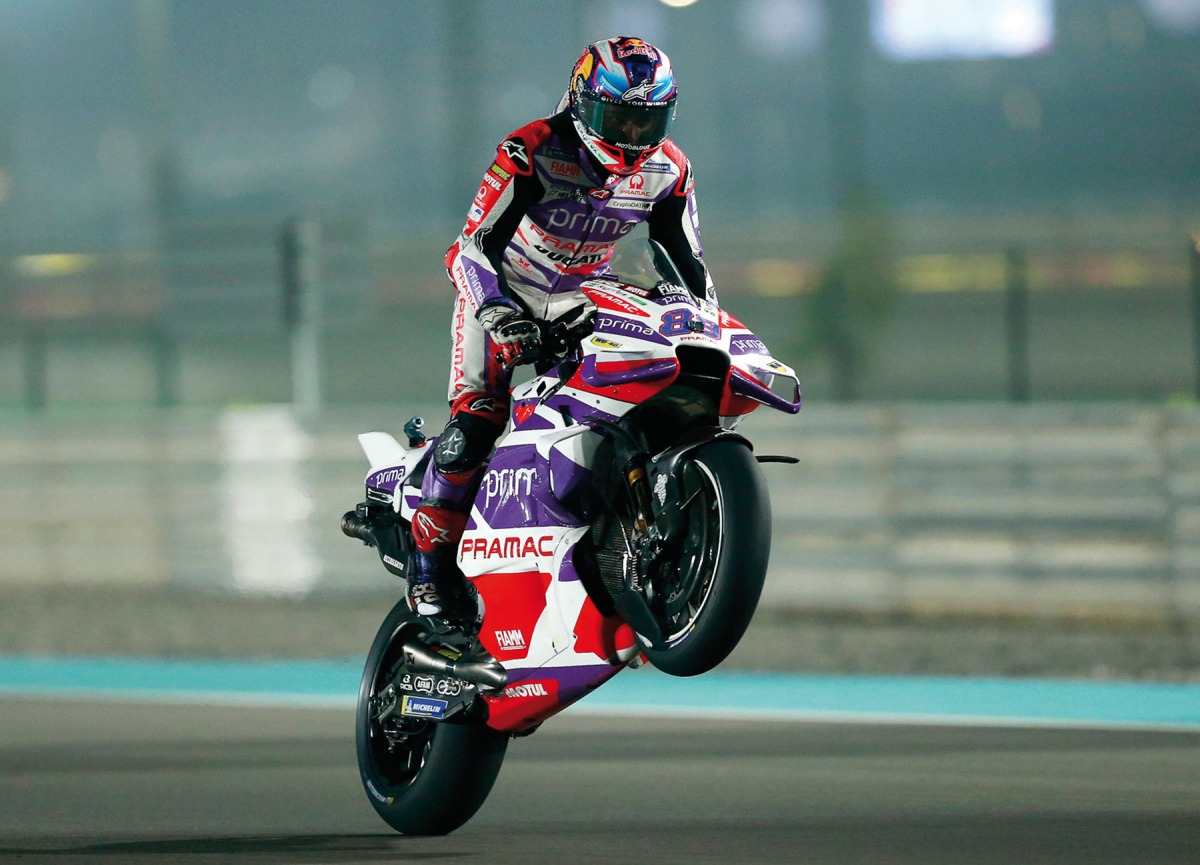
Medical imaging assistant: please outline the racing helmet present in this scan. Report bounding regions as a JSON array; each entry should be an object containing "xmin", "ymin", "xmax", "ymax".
[{"xmin": 569, "ymin": 36, "xmax": 678, "ymax": 177}]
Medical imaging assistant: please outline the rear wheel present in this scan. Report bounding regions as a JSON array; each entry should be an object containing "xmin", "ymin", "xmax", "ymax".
[
  {"xmin": 640, "ymin": 439, "xmax": 771, "ymax": 676},
  {"xmin": 356, "ymin": 601, "xmax": 508, "ymax": 835}
]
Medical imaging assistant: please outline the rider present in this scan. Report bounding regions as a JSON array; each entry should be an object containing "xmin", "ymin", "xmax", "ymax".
[{"xmin": 408, "ymin": 35, "xmax": 716, "ymax": 618}]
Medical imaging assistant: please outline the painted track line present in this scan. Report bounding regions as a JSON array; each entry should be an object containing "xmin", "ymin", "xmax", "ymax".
[{"xmin": 0, "ymin": 656, "xmax": 1197, "ymax": 731}]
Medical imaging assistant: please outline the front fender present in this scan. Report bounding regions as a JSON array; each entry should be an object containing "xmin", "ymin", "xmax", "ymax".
[
  {"xmin": 646, "ymin": 427, "xmax": 753, "ymax": 499},
  {"xmin": 641, "ymin": 427, "xmax": 754, "ymax": 562}
]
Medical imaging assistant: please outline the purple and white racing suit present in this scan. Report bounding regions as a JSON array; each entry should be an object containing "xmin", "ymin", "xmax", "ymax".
[
  {"xmin": 444, "ymin": 108, "xmax": 714, "ymax": 406},
  {"xmin": 409, "ymin": 109, "xmax": 714, "ymax": 575}
]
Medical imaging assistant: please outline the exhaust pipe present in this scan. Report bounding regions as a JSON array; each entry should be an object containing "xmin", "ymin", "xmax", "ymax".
[{"xmin": 402, "ymin": 640, "xmax": 509, "ymax": 693}]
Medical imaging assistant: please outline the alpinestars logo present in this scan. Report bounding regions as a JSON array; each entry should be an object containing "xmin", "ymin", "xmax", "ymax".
[
  {"xmin": 415, "ymin": 513, "xmax": 452, "ymax": 545},
  {"xmin": 623, "ymin": 79, "xmax": 656, "ymax": 101},
  {"xmin": 501, "ymin": 138, "xmax": 530, "ymax": 172},
  {"xmin": 468, "ymin": 396, "xmax": 499, "ymax": 414},
  {"xmin": 436, "ymin": 428, "xmax": 466, "ymax": 462}
]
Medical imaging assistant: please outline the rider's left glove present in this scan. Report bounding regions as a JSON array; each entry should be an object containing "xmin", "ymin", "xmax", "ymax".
[{"xmin": 478, "ymin": 301, "xmax": 541, "ymax": 367}]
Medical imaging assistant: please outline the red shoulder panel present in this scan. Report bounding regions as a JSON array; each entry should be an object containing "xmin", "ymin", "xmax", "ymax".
[
  {"xmin": 660, "ymin": 140, "xmax": 694, "ymax": 197},
  {"xmin": 494, "ymin": 118, "xmax": 554, "ymax": 177}
]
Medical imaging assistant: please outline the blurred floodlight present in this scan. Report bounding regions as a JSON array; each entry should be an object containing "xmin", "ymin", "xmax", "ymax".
[
  {"xmin": 872, "ymin": 0, "xmax": 1055, "ymax": 60},
  {"xmin": 307, "ymin": 65, "xmax": 356, "ymax": 110},
  {"xmin": 739, "ymin": 0, "xmax": 824, "ymax": 58},
  {"xmin": 659, "ymin": 0, "xmax": 700, "ymax": 7},
  {"xmin": 1141, "ymin": 0, "xmax": 1200, "ymax": 31},
  {"xmin": 15, "ymin": 253, "xmax": 92, "ymax": 277}
]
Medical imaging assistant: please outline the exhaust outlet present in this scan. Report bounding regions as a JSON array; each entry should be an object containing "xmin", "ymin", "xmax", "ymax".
[{"xmin": 402, "ymin": 641, "xmax": 509, "ymax": 693}]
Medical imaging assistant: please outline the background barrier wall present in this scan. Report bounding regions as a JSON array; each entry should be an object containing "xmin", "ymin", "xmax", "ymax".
[{"xmin": 3, "ymin": 402, "xmax": 1196, "ymax": 625}]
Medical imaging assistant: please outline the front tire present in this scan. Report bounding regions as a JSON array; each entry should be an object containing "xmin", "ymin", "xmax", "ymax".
[
  {"xmin": 355, "ymin": 601, "xmax": 508, "ymax": 835},
  {"xmin": 641, "ymin": 439, "xmax": 771, "ymax": 677}
]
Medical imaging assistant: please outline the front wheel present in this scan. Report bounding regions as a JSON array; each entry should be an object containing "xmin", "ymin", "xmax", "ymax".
[
  {"xmin": 641, "ymin": 439, "xmax": 771, "ymax": 677},
  {"xmin": 355, "ymin": 601, "xmax": 508, "ymax": 835}
]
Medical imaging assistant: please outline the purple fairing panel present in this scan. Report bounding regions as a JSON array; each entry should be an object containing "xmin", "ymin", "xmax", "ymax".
[
  {"xmin": 547, "ymin": 446, "xmax": 592, "ymax": 519},
  {"xmin": 511, "ymin": 399, "xmax": 558, "ymax": 431},
  {"xmin": 557, "ymin": 536, "xmax": 582, "ymax": 583},
  {"xmin": 474, "ymin": 445, "xmax": 542, "ymax": 529},
  {"xmin": 484, "ymin": 661, "xmax": 627, "ymax": 732},
  {"xmin": 729, "ymin": 367, "xmax": 802, "ymax": 414},
  {"xmin": 475, "ymin": 443, "xmax": 582, "ymax": 530},
  {"xmin": 578, "ymin": 355, "xmax": 677, "ymax": 388},
  {"xmin": 363, "ymin": 439, "xmax": 433, "ymax": 511},
  {"xmin": 512, "ymin": 385, "xmax": 622, "ymax": 432},
  {"xmin": 502, "ymin": 662, "xmax": 625, "ymax": 692},
  {"xmin": 544, "ymin": 390, "xmax": 621, "ymax": 424},
  {"xmin": 365, "ymin": 465, "xmax": 408, "ymax": 493}
]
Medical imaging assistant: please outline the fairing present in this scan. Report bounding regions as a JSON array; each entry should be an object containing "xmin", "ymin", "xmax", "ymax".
[{"xmin": 357, "ymin": 240, "xmax": 800, "ymax": 732}]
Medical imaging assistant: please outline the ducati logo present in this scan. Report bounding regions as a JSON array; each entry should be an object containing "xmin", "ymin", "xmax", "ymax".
[{"xmin": 588, "ymin": 187, "xmax": 613, "ymax": 201}]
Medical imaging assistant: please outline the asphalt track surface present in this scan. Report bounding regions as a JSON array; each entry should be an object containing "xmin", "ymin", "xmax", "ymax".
[{"xmin": 1, "ymin": 693, "xmax": 1198, "ymax": 865}]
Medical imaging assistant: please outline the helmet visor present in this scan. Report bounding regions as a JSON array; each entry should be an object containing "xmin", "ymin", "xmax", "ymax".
[{"xmin": 577, "ymin": 94, "xmax": 674, "ymax": 149}]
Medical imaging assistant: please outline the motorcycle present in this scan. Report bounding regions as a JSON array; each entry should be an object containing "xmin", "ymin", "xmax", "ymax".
[{"xmin": 341, "ymin": 239, "xmax": 801, "ymax": 835}]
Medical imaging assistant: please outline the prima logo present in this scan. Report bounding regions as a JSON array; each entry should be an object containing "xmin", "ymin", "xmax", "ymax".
[
  {"xmin": 731, "ymin": 337, "xmax": 768, "ymax": 355},
  {"xmin": 596, "ymin": 314, "xmax": 656, "ymax": 340},
  {"xmin": 368, "ymin": 466, "xmax": 406, "ymax": 486},
  {"xmin": 544, "ymin": 207, "xmax": 637, "ymax": 238},
  {"xmin": 484, "ymin": 466, "xmax": 536, "ymax": 507}
]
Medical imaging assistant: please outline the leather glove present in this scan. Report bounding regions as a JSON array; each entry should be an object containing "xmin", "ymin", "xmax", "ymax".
[{"xmin": 477, "ymin": 301, "xmax": 541, "ymax": 367}]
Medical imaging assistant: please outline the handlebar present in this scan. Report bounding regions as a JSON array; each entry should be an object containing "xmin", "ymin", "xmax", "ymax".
[{"xmin": 494, "ymin": 313, "xmax": 596, "ymax": 373}]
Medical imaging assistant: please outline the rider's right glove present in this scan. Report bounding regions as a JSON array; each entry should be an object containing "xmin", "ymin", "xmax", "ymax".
[{"xmin": 477, "ymin": 300, "xmax": 541, "ymax": 367}]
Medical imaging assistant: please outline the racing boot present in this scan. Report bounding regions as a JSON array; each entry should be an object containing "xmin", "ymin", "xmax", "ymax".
[
  {"xmin": 406, "ymin": 393, "xmax": 508, "ymax": 620},
  {"xmin": 408, "ymin": 504, "xmax": 473, "ymax": 619}
]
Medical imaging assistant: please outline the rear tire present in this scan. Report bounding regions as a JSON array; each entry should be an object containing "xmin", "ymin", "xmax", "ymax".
[
  {"xmin": 641, "ymin": 439, "xmax": 771, "ymax": 677},
  {"xmin": 355, "ymin": 601, "xmax": 508, "ymax": 835}
]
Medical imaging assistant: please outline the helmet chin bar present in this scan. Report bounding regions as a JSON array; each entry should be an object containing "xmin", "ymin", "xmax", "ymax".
[{"xmin": 573, "ymin": 115, "xmax": 657, "ymax": 177}]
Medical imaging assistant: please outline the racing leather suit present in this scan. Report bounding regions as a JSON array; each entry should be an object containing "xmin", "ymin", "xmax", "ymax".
[{"xmin": 409, "ymin": 108, "xmax": 714, "ymax": 613}]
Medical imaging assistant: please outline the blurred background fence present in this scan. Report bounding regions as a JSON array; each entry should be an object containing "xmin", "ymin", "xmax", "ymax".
[
  {"xmin": 2, "ymin": 0, "xmax": 1200, "ymax": 622},
  {"xmin": 2, "ymin": 0, "xmax": 1199, "ymax": 409},
  {"xmin": 2, "ymin": 403, "xmax": 1198, "ymax": 625}
]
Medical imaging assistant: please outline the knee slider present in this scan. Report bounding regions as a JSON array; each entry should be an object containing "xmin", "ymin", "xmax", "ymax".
[{"xmin": 434, "ymin": 412, "xmax": 502, "ymax": 474}]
